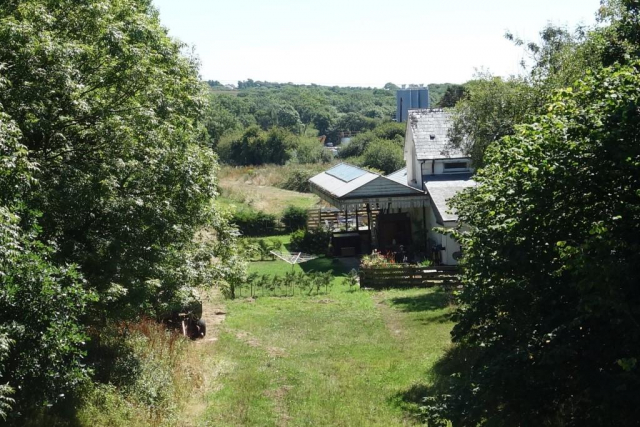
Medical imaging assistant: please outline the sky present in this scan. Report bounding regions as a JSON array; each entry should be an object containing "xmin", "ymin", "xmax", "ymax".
[{"xmin": 152, "ymin": 0, "xmax": 601, "ymax": 88}]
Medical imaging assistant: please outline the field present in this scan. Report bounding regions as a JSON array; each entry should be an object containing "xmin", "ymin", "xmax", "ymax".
[
  {"xmin": 195, "ymin": 240, "xmax": 455, "ymax": 426},
  {"xmin": 217, "ymin": 165, "xmax": 326, "ymax": 216}
]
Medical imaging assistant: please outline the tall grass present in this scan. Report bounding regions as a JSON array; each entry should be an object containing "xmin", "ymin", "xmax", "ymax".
[
  {"xmin": 73, "ymin": 319, "xmax": 204, "ymax": 427},
  {"xmin": 219, "ymin": 163, "xmax": 332, "ymax": 189}
]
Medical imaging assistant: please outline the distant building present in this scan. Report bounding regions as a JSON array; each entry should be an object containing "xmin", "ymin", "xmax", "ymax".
[{"xmin": 396, "ymin": 87, "xmax": 429, "ymax": 122}]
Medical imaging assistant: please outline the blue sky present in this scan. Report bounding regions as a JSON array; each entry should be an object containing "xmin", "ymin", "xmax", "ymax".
[{"xmin": 152, "ymin": 0, "xmax": 601, "ymax": 87}]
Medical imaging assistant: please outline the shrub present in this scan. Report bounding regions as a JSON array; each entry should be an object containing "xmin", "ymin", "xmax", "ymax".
[
  {"xmin": 361, "ymin": 139, "xmax": 404, "ymax": 174},
  {"xmin": 360, "ymin": 251, "xmax": 402, "ymax": 268},
  {"xmin": 290, "ymin": 228, "xmax": 331, "ymax": 255},
  {"xmin": 279, "ymin": 168, "xmax": 316, "ymax": 193},
  {"xmin": 289, "ymin": 137, "xmax": 333, "ymax": 164},
  {"xmin": 230, "ymin": 208, "xmax": 277, "ymax": 236},
  {"xmin": 281, "ymin": 206, "xmax": 308, "ymax": 232}
]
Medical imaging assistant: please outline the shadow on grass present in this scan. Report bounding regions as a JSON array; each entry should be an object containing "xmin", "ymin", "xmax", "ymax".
[
  {"xmin": 300, "ymin": 256, "xmax": 352, "ymax": 276},
  {"xmin": 389, "ymin": 288, "xmax": 451, "ymax": 313},
  {"xmin": 394, "ymin": 344, "xmax": 481, "ymax": 425}
]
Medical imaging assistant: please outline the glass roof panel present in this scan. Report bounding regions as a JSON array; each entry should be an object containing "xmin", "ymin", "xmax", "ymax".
[{"xmin": 325, "ymin": 164, "xmax": 367, "ymax": 182}]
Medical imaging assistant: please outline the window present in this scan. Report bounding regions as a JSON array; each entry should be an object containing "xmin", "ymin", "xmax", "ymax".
[{"xmin": 444, "ymin": 162, "xmax": 468, "ymax": 171}]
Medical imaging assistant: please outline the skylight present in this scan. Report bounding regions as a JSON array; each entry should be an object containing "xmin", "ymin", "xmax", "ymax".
[{"xmin": 326, "ymin": 164, "xmax": 367, "ymax": 182}]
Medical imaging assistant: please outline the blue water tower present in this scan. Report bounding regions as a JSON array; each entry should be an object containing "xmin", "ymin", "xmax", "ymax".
[{"xmin": 396, "ymin": 87, "xmax": 429, "ymax": 122}]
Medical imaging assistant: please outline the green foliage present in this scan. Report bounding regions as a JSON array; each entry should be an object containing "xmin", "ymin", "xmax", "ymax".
[
  {"xmin": 237, "ymin": 270, "xmax": 333, "ymax": 298},
  {"xmin": 78, "ymin": 319, "xmax": 197, "ymax": 425},
  {"xmin": 424, "ymin": 62, "xmax": 640, "ymax": 426},
  {"xmin": 231, "ymin": 208, "xmax": 278, "ymax": 237},
  {"xmin": 360, "ymin": 139, "xmax": 404, "ymax": 174},
  {"xmin": 338, "ymin": 121, "xmax": 404, "ymax": 158},
  {"xmin": 278, "ymin": 167, "xmax": 318, "ymax": 193},
  {"xmin": 281, "ymin": 206, "xmax": 308, "ymax": 232},
  {"xmin": 448, "ymin": 74, "xmax": 536, "ymax": 166},
  {"xmin": 208, "ymin": 81, "xmax": 396, "ymax": 148},
  {"xmin": 289, "ymin": 136, "xmax": 333, "ymax": 164},
  {"xmin": 0, "ymin": 0, "xmax": 246, "ymax": 419},
  {"xmin": 0, "ymin": 331, "xmax": 14, "ymax": 420},
  {"xmin": 0, "ymin": 208, "xmax": 94, "ymax": 414},
  {"xmin": 0, "ymin": 0, "xmax": 238, "ymax": 317},
  {"xmin": 343, "ymin": 269, "xmax": 360, "ymax": 292},
  {"xmin": 436, "ymin": 84, "xmax": 467, "ymax": 107},
  {"xmin": 427, "ymin": 83, "xmax": 459, "ymax": 106},
  {"xmin": 217, "ymin": 126, "xmax": 331, "ymax": 166},
  {"xmin": 238, "ymin": 237, "xmax": 284, "ymax": 261},
  {"xmin": 290, "ymin": 228, "xmax": 331, "ymax": 255},
  {"xmin": 452, "ymin": 2, "xmax": 640, "ymax": 167}
]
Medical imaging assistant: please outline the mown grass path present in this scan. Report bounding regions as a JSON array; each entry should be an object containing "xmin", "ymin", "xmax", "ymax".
[{"xmin": 199, "ymin": 269, "xmax": 454, "ymax": 426}]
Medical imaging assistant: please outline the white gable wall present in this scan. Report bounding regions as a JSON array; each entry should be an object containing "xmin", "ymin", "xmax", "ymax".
[{"xmin": 404, "ymin": 126, "xmax": 422, "ymax": 189}]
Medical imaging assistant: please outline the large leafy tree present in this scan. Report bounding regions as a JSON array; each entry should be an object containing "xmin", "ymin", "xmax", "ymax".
[
  {"xmin": 447, "ymin": 74, "xmax": 536, "ymax": 166},
  {"xmin": 426, "ymin": 61, "xmax": 640, "ymax": 426},
  {"xmin": 0, "ymin": 0, "xmax": 225, "ymax": 317},
  {"xmin": 0, "ymin": 103, "xmax": 92, "ymax": 413}
]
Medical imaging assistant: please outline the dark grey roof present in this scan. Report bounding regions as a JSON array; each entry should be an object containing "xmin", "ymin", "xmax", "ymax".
[
  {"xmin": 424, "ymin": 173, "xmax": 476, "ymax": 223},
  {"xmin": 408, "ymin": 109, "xmax": 466, "ymax": 160}
]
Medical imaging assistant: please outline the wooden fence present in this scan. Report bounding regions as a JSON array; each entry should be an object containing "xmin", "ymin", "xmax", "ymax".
[{"xmin": 359, "ymin": 265, "xmax": 459, "ymax": 289}]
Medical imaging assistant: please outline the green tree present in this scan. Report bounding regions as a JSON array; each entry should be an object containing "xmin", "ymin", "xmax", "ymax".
[
  {"xmin": 448, "ymin": 74, "xmax": 535, "ymax": 166},
  {"xmin": 0, "ymin": 106, "xmax": 93, "ymax": 414},
  {"xmin": 361, "ymin": 139, "xmax": 404, "ymax": 174},
  {"xmin": 436, "ymin": 84, "xmax": 467, "ymax": 107},
  {"xmin": 0, "ymin": 0, "xmax": 229, "ymax": 319},
  {"xmin": 425, "ymin": 61, "xmax": 640, "ymax": 426}
]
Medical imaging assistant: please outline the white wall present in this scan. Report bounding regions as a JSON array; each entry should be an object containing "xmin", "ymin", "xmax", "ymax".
[
  {"xmin": 428, "ymin": 225, "xmax": 462, "ymax": 265},
  {"xmin": 405, "ymin": 127, "xmax": 422, "ymax": 188}
]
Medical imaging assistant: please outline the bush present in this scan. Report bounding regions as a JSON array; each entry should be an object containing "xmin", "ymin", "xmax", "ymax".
[
  {"xmin": 290, "ymin": 228, "xmax": 331, "ymax": 255},
  {"xmin": 289, "ymin": 137, "xmax": 333, "ymax": 164},
  {"xmin": 279, "ymin": 167, "xmax": 318, "ymax": 193},
  {"xmin": 338, "ymin": 121, "xmax": 405, "ymax": 158},
  {"xmin": 230, "ymin": 208, "xmax": 277, "ymax": 236},
  {"xmin": 361, "ymin": 139, "xmax": 404, "ymax": 174},
  {"xmin": 281, "ymin": 206, "xmax": 308, "ymax": 232}
]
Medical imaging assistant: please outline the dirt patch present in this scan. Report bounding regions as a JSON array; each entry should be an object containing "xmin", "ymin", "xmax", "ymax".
[
  {"xmin": 316, "ymin": 299, "xmax": 336, "ymax": 304},
  {"xmin": 197, "ymin": 289, "xmax": 226, "ymax": 344},
  {"xmin": 178, "ymin": 288, "xmax": 227, "ymax": 425}
]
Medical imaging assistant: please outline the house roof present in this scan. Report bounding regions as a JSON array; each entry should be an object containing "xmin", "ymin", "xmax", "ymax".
[
  {"xmin": 386, "ymin": 167, "xmax": 408, "ymax": 185},
  {"xmin": 309, "ymin": 163, "xmax": 426, "ymax": 208},
  {"xmin": 408, "ymin": 109, "xmax": 466, "ymax": 160},
  {"xmin": 309, "ymin": 163, "xmax": 378, "ymax": 198},
  {"xmin": 424, "ymin": 173, "xmax": 475, "ymax": 223}
]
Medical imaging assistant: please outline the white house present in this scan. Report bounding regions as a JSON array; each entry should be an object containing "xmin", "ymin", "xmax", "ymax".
[{"xmin": 309, "ymin": 108, "xmax": 475, "ymax": 265}]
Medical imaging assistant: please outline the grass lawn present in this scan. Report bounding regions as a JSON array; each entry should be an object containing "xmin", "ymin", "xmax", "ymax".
[{"xmin": 200, "ymin": 250, "xmax": 454, "ymax": 426}]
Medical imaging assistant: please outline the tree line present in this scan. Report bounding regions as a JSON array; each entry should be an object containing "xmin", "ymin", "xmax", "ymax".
[{"xmin": 205, "ymin": 79, "xmax": 459, "ymax": 173}]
